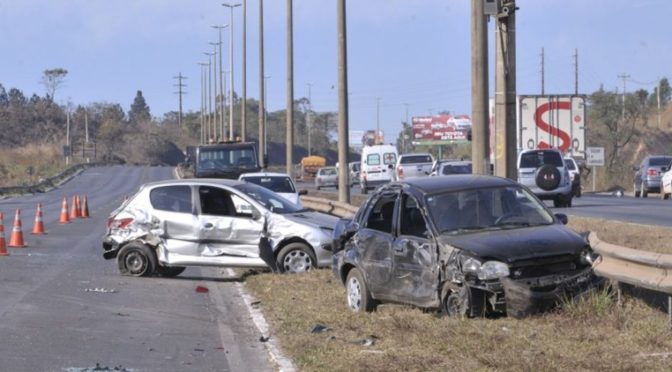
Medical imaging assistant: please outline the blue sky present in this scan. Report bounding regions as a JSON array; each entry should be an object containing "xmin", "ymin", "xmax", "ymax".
[{"xmin": 0, "ymin": 0, "xmax": 670, "ymax": 142}]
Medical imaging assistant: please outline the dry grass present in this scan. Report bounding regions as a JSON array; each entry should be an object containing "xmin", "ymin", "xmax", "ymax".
[
  {"xmin": 244, "ymin": 217, "xmax": 672, "ymax": 371},
  {"xmin": 0, "ymin": 144, "xmax": 66, "ymax": 187}
]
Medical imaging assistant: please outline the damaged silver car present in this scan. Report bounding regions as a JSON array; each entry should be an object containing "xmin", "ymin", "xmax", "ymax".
[
  {"xmin": 331, "ymin": 176, "xmax": 602, "ymax": 317},
  {"xmin": 103, "ymin": 179, "xmax": 337, "ymax": 276}
]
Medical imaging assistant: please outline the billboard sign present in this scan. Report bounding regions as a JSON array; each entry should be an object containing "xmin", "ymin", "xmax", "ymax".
[{"xmin": 411, "ymin": 115, "xmax": 471, "ymax": 145}]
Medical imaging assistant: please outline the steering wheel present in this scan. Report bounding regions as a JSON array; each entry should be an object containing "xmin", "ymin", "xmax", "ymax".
[{"xmin": 494, "ymin": 213, "xmax": 517, "ymax": 225}]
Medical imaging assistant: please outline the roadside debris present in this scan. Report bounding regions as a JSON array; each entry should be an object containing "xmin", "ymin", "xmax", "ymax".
[
  {"xmin": 84, "ymin": 288, "xmax": 118, "ymax": 294},
  {"xmin": 311, "ymin": 324, "xmax": 332, "ymax": 334},
  {"xmin": 350, "ymin": 335, "xmax": 379, "ymax": 347},
  {"xmin": 64, "ymin": 363, "xmax": 132, "ymax": 371},
  {"xmin": 259, "ymin": 335, "xmax": 270, "ymax": 342},
  {"xmin": 195, "ymin": 286, "xmax": 209, "ymax": 293}
]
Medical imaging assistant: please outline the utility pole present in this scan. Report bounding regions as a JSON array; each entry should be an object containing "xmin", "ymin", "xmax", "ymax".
[
  {"xmin": 286, "ymin": 0, "xmax": 294, "ymax": 176},
  {"xmin": 199, "ymin": 62, "xmax": 208, "ymax": 144},
  {"xmin": 241, "ymin": 0, "xmax": 247, "ymax": 141},
  {"xmin": 258, "ymin": 0, "xmax": 265, "ymax": 166},
  {"xmin": 337, "ymin": 0, "xmax": 350, "ymax": 203},
  {"xmin": 573, "ymin": 48, "xmax": 579, "ymax": 95},
  {"xmin": 265, "ymin": 76, "xmax": 271, "ymax": 158},
  {"xmin": 223, "ymin": 3, "xmax": 241, "ymax": 140},
  {"xmin": 540, "ymin": 47, "xmax": 545, "ymax": 95},
  {"xmin": 403, "ymin": 103, "xmax": 409, "ymax": 153},
  {"xmin": 376, "ymin": 97, "xmax": 380, "ymax": 145},
  {"xmin": 658, "ymin": 78, "xmax": 662, "ymax": 128},
  {"xmin": 204, "ymin": 52, "xmax": 214, "ymax": 142},
  {"xmin": 210, "ymin": 43, "xmax": 221, "ymax": 140},
  {"xmin": 212, "ymin": 25, "xmax": 229, "ymax": 139},
  {"xmin": 471, "ymin": 0, "xmax": 489, "ymax": 175},
  {"xmin": 494, "ymin": 0, "xmax": 517, "ymax": 180},
  {"xmin": 618, "ymin": 73, "xmax": 630, "ymax": 121},
  {"xmin": 173, "ymin": 73, "xmax": 187, "ymax": 128},
  {"xmin": 307, "ymin": 82, "xmax": 313, "ymax": 156}
]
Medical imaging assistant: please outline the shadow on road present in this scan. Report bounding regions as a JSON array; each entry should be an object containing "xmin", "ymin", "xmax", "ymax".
[{"xmin": 171, "ymin": 269, "xmax": 268, "ymax": 283}]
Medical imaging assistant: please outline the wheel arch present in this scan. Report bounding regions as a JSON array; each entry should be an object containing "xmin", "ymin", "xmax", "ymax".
[{"xmin": 274, "ymin": 237, "xmax": 314, "ymax": 260}]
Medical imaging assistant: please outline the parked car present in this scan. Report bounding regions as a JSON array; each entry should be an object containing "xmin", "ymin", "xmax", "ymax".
[
  {"xmin": 517, "ymin": 149, "xmax": 573, "ymax": 208},
  {"xmin": 239, "ymin": 172, "xmax": 306, "ymax": 206},
  {"xmin": 633, "ymin": 155, "xmax": 672, "ymax": 198},
  {"xmin": 103, "ymin": 179, "xmax": 338, "ymax": 276},
  {"xmin": 430, "ymin": 160, "xmax": 472, "ymax": 176},
  {"xmin": 349, "ymin": 162, "xmax": 361, "ymax": 186},
  {"xmin": 395, "ymin": 153, "xmax": 434, "ymax": 180},
  {"xmin": 660, "ymin": 161, "xmax": 672, "ymax": 200},
  {"xmin": 315, "ymin": 166, "xmax": 338, "ymax": 190},
  {"xmin": 360, "ymin": 144, "xmax": 398, "ymax": 194},
  {"xmin": 564, "ymin": 157, "xmax": 582, "ymax": 197},
  {"xmin": 330, "ymin": 176, "xmax": 602, "ymax": 317}
]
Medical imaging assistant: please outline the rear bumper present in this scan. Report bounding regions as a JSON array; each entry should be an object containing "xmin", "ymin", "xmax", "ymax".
[{"xmin": 102, "ymin": 236, "xmax": 120, "ymax": 260}]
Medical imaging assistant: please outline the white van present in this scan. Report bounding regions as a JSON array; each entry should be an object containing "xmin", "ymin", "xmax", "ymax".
[{"xmin": 360, "ymin": 144, "xmax": 398, "ymax": 194}]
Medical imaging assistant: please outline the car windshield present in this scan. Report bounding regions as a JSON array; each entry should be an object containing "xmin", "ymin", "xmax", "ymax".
[
  {"xmin": 233, "ymin": 183, "xmax": 303, "ymax": 214},
  {"xmin": 425, "ymin": 186, "xmax": 554, "ymax": 235},
  {"xmin": 320, "ymin": 168, "xmax": 337, "ymax": 176},
  {"xmin": 442, "ymin": 163, "xmax": 472, "ymax": 175},
  {"xmin": 242, "ymin": 176, "xmax": 296, "ymax": 193},
  {"xmin": 199, "ymin": 147, "xmax": 258, "ymax": 170},
  {"xmin": 649, "ymin": 157, "xmax": 672, "ymax": 166},
  {"xmin": 519, "ymin": 151, "xmax": 563, "ymax": 168}
]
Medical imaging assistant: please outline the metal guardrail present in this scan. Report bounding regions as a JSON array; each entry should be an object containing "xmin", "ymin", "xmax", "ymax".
[
  {"xmin": 0, "ymin": 162, "xmax": 102, "ymax": 196},
  {"xmin": 300, "ymin": 195, "xmax": 359, "ymax": 218},
  {"xmin": 590, "ymin": 232, "xmax": 672, "ymax": 324}
]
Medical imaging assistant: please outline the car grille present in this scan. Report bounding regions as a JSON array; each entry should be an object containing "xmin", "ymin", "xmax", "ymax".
[{"xmin": 508, "ymin": 254, "xmax": 584, "ymax": 279}]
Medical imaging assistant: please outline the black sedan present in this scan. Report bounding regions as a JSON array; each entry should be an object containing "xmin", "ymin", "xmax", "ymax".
[{"xmin": 330, "ymin": 175, "xmax": 602, "ymax": 317}]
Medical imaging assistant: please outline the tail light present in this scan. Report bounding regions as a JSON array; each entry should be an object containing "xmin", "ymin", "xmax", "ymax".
[
  {"xmin": 108, "ymin": 217, "xmax": 134, "ymax": 229},
  {"xmin": 397, "ymin": 167, "xmax": 404, "ymax": 179},
  {"xmin": 647, "ymin": 168, "xmax": 659, "ymax": 177}
]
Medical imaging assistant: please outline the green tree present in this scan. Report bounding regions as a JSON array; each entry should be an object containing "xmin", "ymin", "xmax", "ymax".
[
  {"xmin": 40, "ymin": 68, "xmax": 68, "ymax": 101},
  {"xmin": 648, "ymin": 77, "xmax": 671, "ymax": 107},
  {"xmin": 128, "ymin": 90, "xmax": 151, "ymax": 124}
]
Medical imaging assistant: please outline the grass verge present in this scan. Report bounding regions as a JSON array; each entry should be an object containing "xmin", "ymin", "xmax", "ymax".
[{"xmin": 244, "ymin": 216, "xmax": 672, "ymax": 371}]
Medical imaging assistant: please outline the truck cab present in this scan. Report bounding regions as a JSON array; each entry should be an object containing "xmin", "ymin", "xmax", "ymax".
[{"xmin": 192, "ymin": 142, "xmax": 261, "ymax": 179}]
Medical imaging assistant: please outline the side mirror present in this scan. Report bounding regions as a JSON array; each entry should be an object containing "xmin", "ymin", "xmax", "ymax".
[
  {"xmin": 298, "ymin": 190, "xmax": 308, "ymax": 196},
  {"xmin": 251, "ymin": 209, "xmax": 262, "ymax": 221},
  {"xmin": 554, "ymin": 213, "xmax": 568, "ymax": 225},
  {"xmin": 388, "ymin": 164, "xmax": 394, "ymax": 170},
  {"xmin": 662, "ymin": 166, "xmax": 669, "ymax": 172}
]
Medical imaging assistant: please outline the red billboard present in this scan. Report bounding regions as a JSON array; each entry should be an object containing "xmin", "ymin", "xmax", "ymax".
[{"xmin": 411, "ymin": 115, "xmax": 471, "ymax": 144}]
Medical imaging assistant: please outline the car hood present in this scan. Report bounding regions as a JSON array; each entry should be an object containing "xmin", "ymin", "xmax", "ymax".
[
  {"xmin": 283, "ymin": 211, "xmax": 339, "ymax": 229},
  {"xmin": 437, "ymin": 224, "xmax": 585, "ymax": 263}
]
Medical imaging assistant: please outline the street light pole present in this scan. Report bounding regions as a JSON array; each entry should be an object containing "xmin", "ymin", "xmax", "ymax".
[
  {"xmin": 212, "ymin": 25, "xmax": 229, "ymax": 140},
  {"xmin": 208, "ymin": 43, "xmax": 220, "ymax": 141},
  {"xmin": 241, "ymin": 0, "xmax": 247, "ymax": 141},
  {"xmin": 204, "ymin": 52, "xmax": 214, "ymax": 142},
  {"xmin": 307, "ymin": 82, "xmax": 312, "ymax": 156},
  {"xmin": 199, "ymin": 62, "xmax": 208, "ymax": 144},
  {"xmin": 258, "ymin": 0, "xmax": 265, "ymax": 166},
  {"xmin": 223, "ymin": 2, "xmax": 241, "ymax": 140},
  {"xmin": 286, "ymin": 0, "xmax": 294, "ymax": 176},
  {"xmin": 265, "ymin": 76, "xmax": 271, "ymax": 158}
]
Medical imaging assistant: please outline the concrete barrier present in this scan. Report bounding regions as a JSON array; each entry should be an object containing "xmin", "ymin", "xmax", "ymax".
[{"xmin": 300, "ymin": 195, "xmax": 359, "ymax": 218}]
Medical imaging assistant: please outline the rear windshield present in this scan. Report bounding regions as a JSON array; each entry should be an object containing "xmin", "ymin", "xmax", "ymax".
[
  {"xmin": 442, "ymin": 163, "xmax": 472, "ymax": 175},
  {"xmin": 649, "ymin": 157, "xmax": 672, "ymax": 166},
  {"xmin": 400, "ymin": 155, "xmax": 432, "ymax": 164},
  {"xmin": 241, "ymin": 176, "xmax": 295, "ymax": 193},
  {"xmin": 519, "ymin": 151, "xmax": 563, "ymax": 168}
]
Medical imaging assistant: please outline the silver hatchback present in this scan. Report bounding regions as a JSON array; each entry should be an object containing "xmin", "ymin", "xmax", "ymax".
[{"xmin": 102, "ymin": 179, "xmax": 337, "ymax": 276}]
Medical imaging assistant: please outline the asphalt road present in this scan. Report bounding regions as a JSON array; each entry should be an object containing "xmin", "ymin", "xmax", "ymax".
[
  {"xmin": 0, "ymin": 166, "xmax": 273, "ymax": 372},
  {"xmin": 296, "ymin": 179, "xmax": 672, "ymax": 228}
]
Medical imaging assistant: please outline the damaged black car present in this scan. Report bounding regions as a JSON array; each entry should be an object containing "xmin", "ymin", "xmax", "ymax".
[{"xmin": 331, "ymin": 175, "xmax": 602, "ymax": 317}]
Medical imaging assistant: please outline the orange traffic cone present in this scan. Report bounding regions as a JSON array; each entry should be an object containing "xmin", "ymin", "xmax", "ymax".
[
  {"xmin": 70, "ymin": 195, "xmax": 80, "ymax": 219},
  {"xmin": 8, "ymin": 209, "xmax": 26, "ymax": 248},
  {"xmin": 31, "ymin": 203, "xmax": 46, "ymax": 235},
  {"xmin": 60, "ymin": 197, "xmax": 71, "ymax": 224},
  {"xmin": 80, "ymin": 195, "xmax": 90, "ymax": 218},
  {"xmin": 0, "ymin": 212, "xmax": 9, "ymax": 256},
  {"xmin": 75, "ymin": 195, "xmax": 82, "ymax": 218}
]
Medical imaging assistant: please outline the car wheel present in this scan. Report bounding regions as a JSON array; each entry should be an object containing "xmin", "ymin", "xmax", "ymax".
[
  {"xmin": 276, "ymin": 242, "xmax": 316, "ymax": 273},
  {"xmin": 345, "ymin": 268, "xmax": 375, "ymax": 312},
  {"xmin": 117, "ymin": 242, "xmax": 157, "ymax": 277},
  {"xmin": 535, "ymin": 165, "xmax": 561, "ymax": 191},
  {"xmin": 663, "ymin": 193, "xmax": 670, "ymax": 200},
  {"xmin": 634, "ymin": 183, "xmax": 640, "ymax": 198},
  {"xmin": 156, "ymin": 266, "xmax": 186, "ymax": 277}
]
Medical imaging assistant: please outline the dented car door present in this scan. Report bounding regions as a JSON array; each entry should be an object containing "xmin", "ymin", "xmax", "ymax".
[
  {"xmin": 390, "ymin": 193, "xmax": 438, "ymax": 307},
  {"xmin": 196, "ymin": 186, "xmax": 263, "ymax": 258}
]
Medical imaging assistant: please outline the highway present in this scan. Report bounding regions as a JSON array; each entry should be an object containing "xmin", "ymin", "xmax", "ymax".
[{"xmin": 0, "ymin": 166, "xmax": 272, "ymax": 372}]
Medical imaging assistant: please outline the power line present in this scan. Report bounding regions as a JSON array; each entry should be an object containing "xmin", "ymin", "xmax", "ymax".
[{"xmin": 173, "ymin": 73, "xmax": 188, "ymax": 128}]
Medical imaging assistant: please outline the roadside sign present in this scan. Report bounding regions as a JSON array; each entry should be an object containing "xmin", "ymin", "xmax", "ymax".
[{"xmin": 586, "ymin": 147, "xmax": 604, "ymax": 167}]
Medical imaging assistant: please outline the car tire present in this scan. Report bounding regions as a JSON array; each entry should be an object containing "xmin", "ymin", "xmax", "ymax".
[
  {"xmin": 117, "ymin": 242, "xmax": 157, "ymax": 277},
  {"xmin": 663, "ymin": 193, "xmax": 670, "ymax": 200},
  {"xmin": 535, "ymin": 165, "xmax": 561, "ymax": 191},
  {"xmin": 345, "ymin": 268, "xmax": 375, "ymax": 312},
  {"xmin": 276, "ymin": 242, "xmax": 316, "ymax": 274},
  {"xmin": 156, "ymin": 266, "xmax": 186, "ymax": 277},
  {"xmin": 634, "ymin": 183, "xmax": 640, "ymax": 198}
]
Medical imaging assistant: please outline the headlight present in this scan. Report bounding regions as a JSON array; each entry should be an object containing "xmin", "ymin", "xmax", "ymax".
[
  {"xmin": 477, "ymin": 261, "xmax": 510, "ymax": 280},
  {"xmin": 462, "ymin": 257, "xmax": 481, "ymax": 273}
]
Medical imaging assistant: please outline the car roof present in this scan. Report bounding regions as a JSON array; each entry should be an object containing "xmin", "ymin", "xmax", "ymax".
[
  {"xmin": 142, "ymin": 178, "xmax": 245, "ymax": 189},
  {"xmin": 239, "ymin": 172, "xmax": 291, "ymax": 178},
  {"xmin": 381, "ymin": 175, "xmax": 517, "ymax": 195}
]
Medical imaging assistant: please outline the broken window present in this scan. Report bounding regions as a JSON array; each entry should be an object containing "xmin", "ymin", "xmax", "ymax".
[
  {"xmin": 364, "ymin": 194, "xmax": 397, "ymax": 234},
  {"xmin": 399, "ymin": 193, "xmax": 430, "ymax": 238}
]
